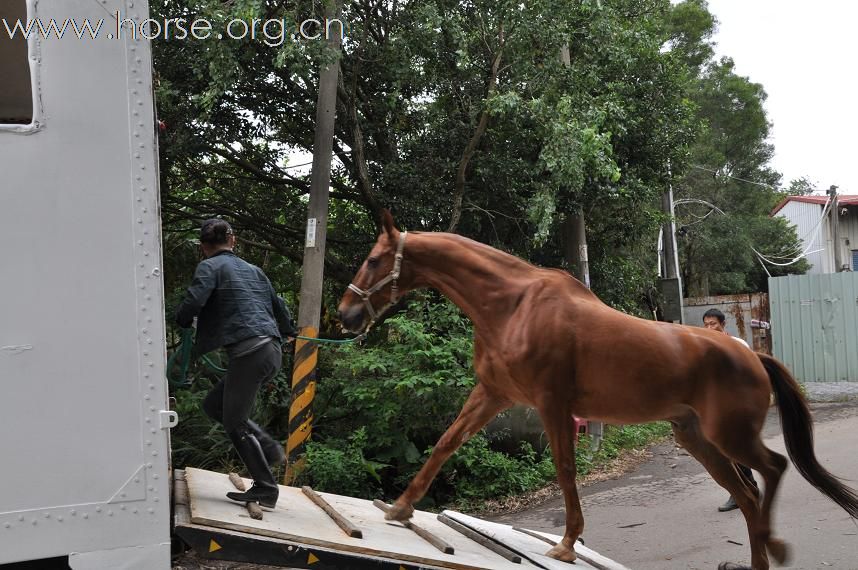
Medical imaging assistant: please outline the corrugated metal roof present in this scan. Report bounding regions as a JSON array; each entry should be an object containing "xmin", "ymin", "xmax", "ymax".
[{"xmin": 771, "ymin": 195, "xmax": 858, "ymax": 215}]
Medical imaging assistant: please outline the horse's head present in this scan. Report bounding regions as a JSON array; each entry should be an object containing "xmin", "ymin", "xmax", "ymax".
[{"xmin": 337, "ymin": 210, "xmax": 411, "ymax": 333}]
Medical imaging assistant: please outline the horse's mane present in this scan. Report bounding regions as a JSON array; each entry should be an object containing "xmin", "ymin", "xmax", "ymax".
[{"xmin": 415, "ymin": 231, "xmax": 599, "ymax": 299}]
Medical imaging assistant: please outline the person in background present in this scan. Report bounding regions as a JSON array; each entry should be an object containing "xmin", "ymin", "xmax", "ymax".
[
  {"xmin": 702, "ymin": 308, "xmax": 758, "ymax": 512},
  {"xmin": 176, "ymin": 219, "xmax": 297, "ymax": 509}
]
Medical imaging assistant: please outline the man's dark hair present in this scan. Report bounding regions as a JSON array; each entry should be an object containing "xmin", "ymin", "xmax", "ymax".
[
  {"xmin": 703, "ymin": 308, "xmax": 726, "ymax": 324},
  {"xmin": 200, "ymin": 219, "xmax": 233, "ymax": 245}
]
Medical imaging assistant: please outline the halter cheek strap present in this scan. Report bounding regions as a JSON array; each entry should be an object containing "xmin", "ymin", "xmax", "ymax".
[{"xmin": 347, "ymin": 231, "xmax": 408, "ymax": 331}]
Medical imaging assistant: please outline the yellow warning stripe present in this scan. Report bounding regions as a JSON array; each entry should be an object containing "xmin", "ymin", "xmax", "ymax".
[
  {"xmin": 289, "ymin": 381, "xmax": 316, "ymax": 413},
  {"xmin": 292, "ymin": 357, "xmax": 317, "ymax": 386},
  {"xmin": 287, "ymin": 417, "xmax": 313, "ymax": 450}
]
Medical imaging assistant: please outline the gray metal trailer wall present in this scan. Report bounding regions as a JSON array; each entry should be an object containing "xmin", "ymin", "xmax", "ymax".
[
  {"xmin": 769, "ymin": 273, "xmax": 858, "ymax": 382},
  {"xmin": 0, "ymin": 1, "xmax": 173, "ymax": 567}
]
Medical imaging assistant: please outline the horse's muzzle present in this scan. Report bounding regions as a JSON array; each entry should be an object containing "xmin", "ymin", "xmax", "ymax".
[{"xmin": 337, "ymin": 305, "xmax": 366, "ymax": 333}]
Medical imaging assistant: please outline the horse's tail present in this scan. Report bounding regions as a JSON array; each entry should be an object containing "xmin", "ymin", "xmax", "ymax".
[{"xmin": 758, "ymin": 352, "xmax": 858, "ymax": 518}]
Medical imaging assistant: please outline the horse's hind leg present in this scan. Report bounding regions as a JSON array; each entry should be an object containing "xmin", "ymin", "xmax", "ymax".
[
  {"xmin": 538, "ymin": 402, "xmax": 582, "ymax": 562},
  {"xmin": 386, "ymin": 382, "xmax": 511, "ymax": 521},
  {"xmin": 707, "ymin": 424, "xmax": 790, "ymax": 565},
  {"xmin": 672, "ymin": 412, "xmax": 769, "ymax": 570}
]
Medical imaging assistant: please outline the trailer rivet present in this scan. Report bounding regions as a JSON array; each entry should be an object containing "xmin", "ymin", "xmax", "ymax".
[
  {"xmin": 96, "ymin": 507, "xmax": 102, "ymax": 513},
  {"xmin": 44, "ymin": 513, "xmax": 50, "ymax": 519},
  {"xmin": 31, "ymin": 520, "xmax": 37, "ymax": 526},
  {"xmin": 147, "ymin": 463, "xmax": 153, "ymax": 469},
  {"xmin": 145, "ymin": 417, "xmax": 151, "ymax": 423},
  {"xmin": 150, "ymin": 428, "xmax": 156, "ymax": 434},
  {"xmin": 152, "ymin": 451, "xmax": 158, "ymax": 456},
  {"xmin": 149, "ymin": 384, "xmax": 154, "ymax": 390},
  {"xmin": 4, "ymin": 523, "xmax": 10, "ymax": 529},
  {"xmin": 120, "ymin": 505, "xmax": 126, "ymax": 511},
  {"xmin": 153, "ymin": 474, "xmax": 159, "ymax": 480},
  {"xmin": 17, "ymin": 516, "xmax": 23, "ymax": 522},
  {"xmin": 148, "ymin": 508, "xmax": 154, "ymax": 514},
  {"xmin": 146, "ymin": 439, "xmax": 151, "ymax": 445},
  {"xmin": 133, "ymin": 508, "xmax": 139, "ymax": 514},
  {"xmin": 83, "ymin": 513, "xmax": 88, "ymax": 519},
  {"xmin": 57, "ymin": 516, "xmax": 63, "ymax": 522},
  {"xmin": 70, "ymin": 510, "xmax": 76, "ymax": 516},
  {"xmin": 108, "ymin": 511, "xmax": 113, "ymax": 517},
  {"xmin": 134, "ymin": 478, "xmax": 140, "ymax": 484},
  {"xmin": 153, "ymin": 497, "xmax": 160, "ymax": 503},
  {"xmin": 148, "ymin": 486, "xmax": 155, "ymax": 492}
]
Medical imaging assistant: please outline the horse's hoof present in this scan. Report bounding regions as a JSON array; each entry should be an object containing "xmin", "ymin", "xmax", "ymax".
[
  {"xmin": 384, "ymin": 502, "xmax": 414, "ymax": 521},
  {"xmin": 766, "ymin": 538, "xmax": 791, "ymax": 565},
  {"xmin": 717, "ymin": 563, "xmax": 752, "ymax": 570},
  {"xmin": 545, "ymin": 543, "xmax": 576, "ymax": 563}
]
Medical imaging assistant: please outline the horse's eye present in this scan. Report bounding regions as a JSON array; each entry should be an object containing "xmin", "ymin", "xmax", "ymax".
[{"xmin": 367, "ymin": 257, "xmax": 379, "ymax": 267}]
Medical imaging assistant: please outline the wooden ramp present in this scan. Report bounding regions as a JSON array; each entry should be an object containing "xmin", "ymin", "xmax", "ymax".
[{"xmin": 174, "ymin": 468, "xmax": 630, "ymax": 570}]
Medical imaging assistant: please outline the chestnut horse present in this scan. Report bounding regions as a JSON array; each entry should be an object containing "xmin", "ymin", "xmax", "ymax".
[{"xmin": 337, "ymin": 211, "xmax": 858, "ymax": 570}]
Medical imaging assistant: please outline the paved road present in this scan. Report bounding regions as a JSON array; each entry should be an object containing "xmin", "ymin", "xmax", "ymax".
[{"xmin": 501, "ymin": 403, "xmax": 858, "ymax": 570}]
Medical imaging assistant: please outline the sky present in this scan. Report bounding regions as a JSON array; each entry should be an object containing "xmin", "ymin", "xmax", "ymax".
[{"xmin": 703, "ymin": 0, "xmax": 858, "ymax": 195}]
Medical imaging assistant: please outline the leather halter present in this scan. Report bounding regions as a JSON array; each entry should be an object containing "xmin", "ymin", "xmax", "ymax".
[{"xmin": 347, "ymin": 231, "xmax": 408, "ymax": 332}]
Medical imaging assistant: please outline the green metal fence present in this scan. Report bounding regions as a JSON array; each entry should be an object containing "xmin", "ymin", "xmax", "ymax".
[{"xmin": 769, "ymin": 273, "xmax": 858, "ymax": 382}]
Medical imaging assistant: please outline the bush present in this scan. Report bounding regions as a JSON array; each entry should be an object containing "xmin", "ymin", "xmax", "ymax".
[{"xmin": 440, "ymin": 435, "xmax": 556, "ymax": 501}]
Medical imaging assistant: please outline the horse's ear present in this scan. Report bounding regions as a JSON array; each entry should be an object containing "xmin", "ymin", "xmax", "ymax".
[{"xmin": 381, "ymin": 209, "xmax": 397, "ymax": 236}]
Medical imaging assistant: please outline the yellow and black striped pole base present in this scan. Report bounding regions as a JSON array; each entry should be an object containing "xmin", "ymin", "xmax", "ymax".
[{"xmin": 284, "ymin": 326, "xmax": 318, "ymax": 485}]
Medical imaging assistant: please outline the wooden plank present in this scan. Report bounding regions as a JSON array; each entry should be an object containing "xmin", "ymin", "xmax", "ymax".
[
  {"xmin": 438, "ymin": 514, "xmax": 522, "ymax": 564},
  {"xmin": 513, "ymin": 527, "xmax": 556, "ymax": 547},
  {"xmin": 443, "ymin": 511, "xmax": 631, "ymax": 570},
  {"xmin": 183, "ymin": 468, "xmax": 537, "ymax": 570},
  {"xmin": 373, "ymin": 499, "xmax": 455, "ymax": 554},
  {"xmin": 302, "ymin": 486, "xmax": 363, "ymax": 538},
  {"xmin": 228, "ymin": 472, "xmax": 263, "ymax": 520}
]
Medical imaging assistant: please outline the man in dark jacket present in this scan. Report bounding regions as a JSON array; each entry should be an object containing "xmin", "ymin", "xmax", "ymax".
[{"xmin": 176, "ymin": 219, "xmax": 298, "ymax": 508}]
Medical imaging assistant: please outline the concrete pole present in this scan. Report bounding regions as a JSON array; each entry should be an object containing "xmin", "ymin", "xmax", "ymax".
[
  {"xmin": 829, "ymin": 185, "xmax": 842, "ymax": 272},
  {"xmin": 285, "ymin": 0, "xmax": 343, "ymax": 484},
  {"xmin": 560, "ymin": 44, "xmax": 599, "ymax": 448},
  {"xmin": 660, "ymin": 164, "xmax": 684, "ymax": 322}
]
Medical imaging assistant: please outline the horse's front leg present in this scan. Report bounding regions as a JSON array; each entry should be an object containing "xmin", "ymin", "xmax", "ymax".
[
  {"xmin": 538, "ymin": 402, "xmax": 582, "ymax": 562},
  {"xmin": 386, "ymin": 383, "xmax": 511, "ymax": 521}
]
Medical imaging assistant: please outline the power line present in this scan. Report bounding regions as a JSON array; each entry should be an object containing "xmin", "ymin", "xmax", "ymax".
[{"xmin": 690, "ymin": 165, "xmax": 778, "ymax": 190}]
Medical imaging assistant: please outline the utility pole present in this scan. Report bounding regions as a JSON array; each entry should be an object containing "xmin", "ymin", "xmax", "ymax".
[
  {"xmin": 560, "ymin": 44, "xmax": 599, "ymax": 448},
  {"xmin": 660, "ymin": 165, "xmax": 683, "ymax": 323},
  {"xmin": 285, "ymin": 0, "xmax": 343, "ymax": 484},
  {"xmin": 829, "ymin": 185, "xmax": 842, "ymax": 272}
]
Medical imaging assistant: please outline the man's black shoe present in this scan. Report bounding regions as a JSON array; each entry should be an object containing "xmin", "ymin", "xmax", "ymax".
[{"xmin": 226, "ymin": 483, "xmax": 279, "ymax": 509}]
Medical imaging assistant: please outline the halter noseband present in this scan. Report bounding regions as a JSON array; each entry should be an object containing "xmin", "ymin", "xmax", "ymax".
[{"xmin": 347, "ymin": 231, "xmax": 408, "ymax": 333}]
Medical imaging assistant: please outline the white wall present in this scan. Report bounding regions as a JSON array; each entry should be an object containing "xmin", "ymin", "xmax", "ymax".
[{"xmin": 0, "ymin": 1, "xmax": 172, "ymax": 567}]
